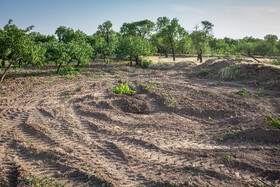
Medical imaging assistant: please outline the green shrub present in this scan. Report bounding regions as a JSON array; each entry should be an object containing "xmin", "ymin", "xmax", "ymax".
[
  {"xmin": 235, "ymin": 54, "xmax": 244, "ymax": 62},
  {"xmin": 141, "ymin": 59, "xmax": 152, "ymax": 68},
  {"xmin": 218, "ymin": 65, "xmax": 240, "ymax": 80},
  {"xmin": 60, "ymin": 66, "xmax": 83, "ymax": 75},
  {"xmin": 113, "ymin": 83, "xmax": 136, "ymax": 95},
  {"xmin": 231, "ymin": 88, "xmax": 254, "ymax": 98},
  {"xmin": 199, "ymin": 68, "xmax": 209, "ymax": 77},
  {"xmin": 265, "ymin": 114, "xmax": 280, "ymax": 129}
]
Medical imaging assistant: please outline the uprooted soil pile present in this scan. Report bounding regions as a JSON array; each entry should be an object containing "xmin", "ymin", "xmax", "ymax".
[{"xmin": 192, "ymin": 59, "xmax": 280, "ymax": 90}]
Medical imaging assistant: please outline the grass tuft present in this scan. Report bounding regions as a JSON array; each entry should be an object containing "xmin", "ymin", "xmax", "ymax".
[{"xmin": 218, "ymin": 65, "xmax": 240, "ymax": 80}]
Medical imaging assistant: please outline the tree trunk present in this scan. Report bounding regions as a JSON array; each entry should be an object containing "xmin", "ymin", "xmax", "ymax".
[
  {"xmin": 172, "ymin": 48, "xmax": 175, "ymax": 61},
  {"xmin": 242, "ymin": 53, "xmax": 260, "ymax": 63},
  {"xmin": 164, "ymin": 52, "xmax": 168, "ymax": 58},
  {"xmin": 130, "ymin": 57, "xmax": 132, "ymax": 66},
  {"xmin": 56, "ymin": 62, "xmax": 63, "ymax": 74},
  {"xmin": 0, "ymin": 61, "xmax": 13, "ymax": 82},
  {"xmin": 103, "ymin": 55, "xmax": 106, "ymax": 62},
  {"xmin": 197, "ymin": 49, "xmax": 203, "ymax": 63},
  {"xmin": 136, "ymin": 57, "xmax": 139, "ymax": 65}
]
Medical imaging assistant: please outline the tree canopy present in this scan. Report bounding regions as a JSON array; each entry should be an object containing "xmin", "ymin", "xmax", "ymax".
[{"xmin": 0, "ymin": 19, "xmax": 45, "ymax": 82}]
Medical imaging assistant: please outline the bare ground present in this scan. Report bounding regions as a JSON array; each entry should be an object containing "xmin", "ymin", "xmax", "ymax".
[{"xmin": 0, "ymin": 59, "xmax": 280, "ymax": 186}]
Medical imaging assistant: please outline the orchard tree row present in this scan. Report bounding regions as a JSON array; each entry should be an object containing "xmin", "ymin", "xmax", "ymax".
[{"xmin": 1, "ymin": 17, "xmax": 280, "ymax": 82}]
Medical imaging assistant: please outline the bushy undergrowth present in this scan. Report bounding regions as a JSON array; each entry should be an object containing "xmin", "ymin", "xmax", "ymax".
[
  {"xmin": 60, "ymin": 66, "xmax": 83, "ymax": 75},
  {"xmin": 113, "ymin": 83, "xmax": 136, "ymax": 95},
  {"xmin": 218, "ymin": 65, "xmax": 240, "ymax": 80},
  {"xmin": 141, "ymin": 59, "xmax": 152, "ymax": 68},
  {"xmin": 199, "ymin": 68, "xmax": 209, "ymax": 77}
]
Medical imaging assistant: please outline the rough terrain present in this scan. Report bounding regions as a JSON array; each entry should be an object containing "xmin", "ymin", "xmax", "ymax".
[{"xmin": 0, "ymin": 58, "xmax": 280, "ymax": 186}]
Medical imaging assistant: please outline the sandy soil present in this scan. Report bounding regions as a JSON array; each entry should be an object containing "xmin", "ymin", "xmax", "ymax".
[{"xmin": 0, "ymin": 58, "xmax": 280, "ymax": 186}]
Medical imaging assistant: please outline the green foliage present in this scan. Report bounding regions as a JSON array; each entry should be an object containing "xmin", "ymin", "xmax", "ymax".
[
  {"xmin": 113, "ymin": 83, "xmax": 137, "ymax": 95},
  {"xmin": 141, "ymin": 59, "xmax": 152, "ymax": 68},
  {"xmin": 60, "ymin": 66, "xmax": 83, "ymax": 75},
  {"xmin": 235, "ymin": 54, "xmax": 244, "ymax": 62},
  {"xmin": 154, "ymin": 17, "xmax": 188, "ymax": 61},
  {"xmin": 116, "ymin": 36, "xmax": 153, "ymax": 64},
  {"xmin": 218, "ymin": 65, "xmax": 240, "ymax": 80},
  {"xmin": 68, "ymin": 40, "xmax": 93, "ymax": 66},
  {"xmin": 144, "ymin": 85, "xmax": 156, "ymax": 90},
  {"xmin": 55, "ymin": 26, "xmax": 87, "ymax": 43},
  {"xmin": 94, "ymin": 21, "xmax": 118, "ymax": 60},
  {"xmin": 30, "ymin": 32, "xmax": 57, "ymax": 43},
  {"xmin": 105, "ymin": 58, "xmax": 111, "ymax": 64},
  {"xmin": 0, "ymin": 19, "xmax": 46, "ymax": 82},
  {"xmin": 167, "ymin": 98, "xmax": 177, "ymax": 105},
  {"xmin": 120, "ymin": 19, "xmax": 155, "ymax": 38},
  {"xmin": 231, "ymin": 88, "xmax": 254, "ymax": 98},
  {"xmin": 162, "ymin": 92, "xmax": 168, "ymax": 96},
  {"xmin": 265, "ymin": 114, "xmax": 280, "ymax": 129},
  {"xmin": 199, "ymin": 68, "xmax": 209, "ymax": 77},
  {"xmin": 190, "ymin": 21, "xmax": 213, "ymax": 61},
  {"xmin": 223, "ymin": 153, "xmax": 234, "ymax": 161}
]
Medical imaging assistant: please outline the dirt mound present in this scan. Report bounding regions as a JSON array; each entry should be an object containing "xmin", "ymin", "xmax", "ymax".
[
  {"xmin": 194, "ymin": 59, "xmax": 236, "ymax": 74},
  {"xmin": 193, "ymin": 59, "xmax": 280, "ymax": 90},
  {"xmin": 235, "ymin": 128, "xmax": 280, "ymax": 144},
  {"xmin": 113, "ymin": 94, "xmax": 154, "ymax": 114},
  {"xmin": 240, "ymin": 63, "xmax": 280, "ymax": 85}
]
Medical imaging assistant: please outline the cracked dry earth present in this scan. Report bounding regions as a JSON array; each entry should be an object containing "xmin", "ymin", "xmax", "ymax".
[{"xmin": 0, "ymin": 63, "xmax": 280, "ymax": 186}]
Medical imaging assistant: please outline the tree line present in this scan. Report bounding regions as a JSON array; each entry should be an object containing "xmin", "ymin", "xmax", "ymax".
[{"xmin": 1, "ymin": 17, "xmax": 280, "ymax": 82}]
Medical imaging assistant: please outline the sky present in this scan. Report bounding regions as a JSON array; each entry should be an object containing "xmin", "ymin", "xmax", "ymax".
[{"xmin": 0, "ymin": 0, "xmax": 280, "ymax": 39}]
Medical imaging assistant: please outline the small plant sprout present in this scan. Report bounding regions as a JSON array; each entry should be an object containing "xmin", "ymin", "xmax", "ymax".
[
  {"xmin": 223, "ymin": 153, "xmax": 234, "ymax": 161},
  {"xmin": 144, "ymin": 85, "xmax": 157, "ymax": 90},
  {"xmin": 162, "ymin": 92, "xmax": 168, "ymax": 96},
  {"xmin": 231, "ymin": 88, "xmax": 254, "ymax": 98},
  {"xmin": 167, "ymin": 98, "xmax": 177, "ymax": 105},
  {"xmin": 113, "ymin": 83, "xmax": 136, "ymax": 95}
]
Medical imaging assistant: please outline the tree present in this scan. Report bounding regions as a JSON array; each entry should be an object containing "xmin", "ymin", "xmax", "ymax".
[
  {"xmin": 155, "ymin": 17, "xmax": 187, "ymax": 61},
  {"xmin": 190, "ymin": 21, "xmax": 214, "ymax": 62},
  {"xmin": 45, "ymin": 41, "xmax": 71, "ymax": 73},
  {"xmin": 68, "ymin": 40, "xmax": 93, "ymax": 67},
  {"xmin": 116, "ymin": 36, "xmax": 153, "ymax": 65},
  {"xmin": 0, "ymin": 19, "xmax": 45, "ymax": 82},
  {"xmin": 120, "ymin": 19, "xmax": 155, "ymax": 38},
  {"xmin": 29, "ymin": 32, "xmax": 57, "ymax": 43},
  {"xmin": 55, "ymin": 26, "xmax": 87, "ymax": 43},
  {"xmin": 94, "ymin": 21, "xmax": 117, "ymax": 61}
]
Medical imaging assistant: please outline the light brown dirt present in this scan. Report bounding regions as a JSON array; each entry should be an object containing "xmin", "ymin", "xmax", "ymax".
[{"xmin": 0, "ymin": 59, "xmax": 280, "ymax": 186}]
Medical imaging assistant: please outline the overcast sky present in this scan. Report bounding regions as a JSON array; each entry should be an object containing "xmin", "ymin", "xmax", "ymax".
[{"xmin": 0, "ymin": 0, "xmax": 280, "ymax": 39}]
